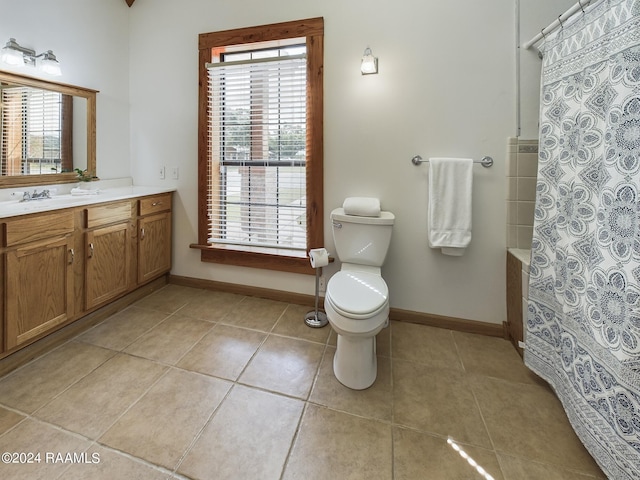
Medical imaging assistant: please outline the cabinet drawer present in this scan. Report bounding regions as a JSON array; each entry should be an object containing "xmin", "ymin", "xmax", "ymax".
[
  {"xmin": 86, "ymin": 201, "xmax": 132, "ymax": 229},
  {"xmin": 139, "ymin": 193, "xmax": 171, "ymax": 216},
  {"xmin": 5, "ymin": 210, "xmax": 74, "ymax": 247}
]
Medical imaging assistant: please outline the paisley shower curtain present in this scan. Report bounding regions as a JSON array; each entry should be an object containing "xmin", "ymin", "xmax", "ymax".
[{"xmin": 525, "ymin": 0, "xmax": 640, "ymax": 478}]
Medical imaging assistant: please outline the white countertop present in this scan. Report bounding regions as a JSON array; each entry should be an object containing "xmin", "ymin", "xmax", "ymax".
[{"xmin": 0, "ymin": 184, "xmax": 176, "ymax": 219}]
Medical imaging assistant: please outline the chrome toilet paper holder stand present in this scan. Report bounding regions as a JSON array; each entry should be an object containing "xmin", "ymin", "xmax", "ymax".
[{"xmin": 305, "ymin": 252, "xmax": 329, "ymax": 328}]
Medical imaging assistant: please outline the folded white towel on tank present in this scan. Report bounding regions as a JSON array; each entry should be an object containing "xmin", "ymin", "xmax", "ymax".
[{"xmin": 342, "ymin": 197, "xmax": 381, "ymax": 217}]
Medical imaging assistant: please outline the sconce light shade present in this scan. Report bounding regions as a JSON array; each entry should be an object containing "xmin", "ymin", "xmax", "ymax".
[
  {"xmin": 39, "ymin": 50, "xmax": 62, "ymax": 76},
  {"xmin": 1, "ymin": 38, "xmax": 28, "ymax": 66},
  {"xmin": 360, "ymin": 47, "xmax": 378, "ymax": 75},
  {"xmin": 0, "ymin": 38, "xmax": 62, "ymax": 76}
]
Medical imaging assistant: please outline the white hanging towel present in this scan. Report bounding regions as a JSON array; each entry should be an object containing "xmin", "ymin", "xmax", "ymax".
[{"xmin": 428, "ymin": 157, "xmax": 473, "ymax": 256}]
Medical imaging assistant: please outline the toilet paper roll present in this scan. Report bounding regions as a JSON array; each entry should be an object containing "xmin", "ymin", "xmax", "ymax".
[{"xmin": 309, "ymin": 248, "xmax": 329, "ymax": 268}]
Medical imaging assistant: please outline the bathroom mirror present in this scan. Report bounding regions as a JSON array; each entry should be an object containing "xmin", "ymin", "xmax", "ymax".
[{"xmin": 0, "ymin": 70, "xmax": 97, "ymax": 188}]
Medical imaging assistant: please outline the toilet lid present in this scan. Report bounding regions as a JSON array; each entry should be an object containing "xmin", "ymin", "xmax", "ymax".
[{"xmin": 327, "ymin": 271, "xmax": 388, "ymax": 316}]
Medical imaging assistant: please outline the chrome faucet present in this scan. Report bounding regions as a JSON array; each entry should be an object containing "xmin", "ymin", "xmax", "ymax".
[{"xmin": 20, "ymin": 189, "xmax": 51, "ymax": 202}]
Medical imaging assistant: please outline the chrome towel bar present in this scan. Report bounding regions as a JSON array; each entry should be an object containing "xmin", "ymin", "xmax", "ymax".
[{"xmin": 411, "ymin": 155, "xmax": 493, "ymax": 168}]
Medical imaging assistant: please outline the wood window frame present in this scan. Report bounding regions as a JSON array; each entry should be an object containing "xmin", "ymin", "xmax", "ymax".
[{"xmin": 192, "ymin": 17, "xmax": 324, "ymax": 275}]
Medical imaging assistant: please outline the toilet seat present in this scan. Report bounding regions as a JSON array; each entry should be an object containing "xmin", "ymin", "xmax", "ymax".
[{"xmin": 326, "ymin": 271, "xmax": 388, "ymax": 319}]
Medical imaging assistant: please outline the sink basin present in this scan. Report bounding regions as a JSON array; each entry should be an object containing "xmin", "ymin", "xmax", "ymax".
[{"xmin": 0, "ymin": 194, "xmax": 89, "ymax": 215}]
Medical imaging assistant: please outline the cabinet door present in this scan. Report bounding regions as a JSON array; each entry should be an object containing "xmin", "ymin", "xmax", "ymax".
[
  {"xmin": 85, "ymin": 222, "xmax": 131, "ymax": 309},
  {"xmin": 138, "ymin": 211, "xmax": 171, "ymax": 284},
  {"xmin": 5, "ymin": 236, "xmax": 75, "ymax": 350}
]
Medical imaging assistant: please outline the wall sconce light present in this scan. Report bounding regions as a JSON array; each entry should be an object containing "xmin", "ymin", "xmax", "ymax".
[
  {"xmin": 1, "ymin": 38, "xmax": 62, "ymax": 76},
  {"xmin": 360, "ymin": 47, "xmax": 378, "ymax": 75}
]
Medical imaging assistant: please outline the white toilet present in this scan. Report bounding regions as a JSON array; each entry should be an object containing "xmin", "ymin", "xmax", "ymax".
[{"xmin": 325, "ymin": 205, "xmax": 395, "ymax": 390}]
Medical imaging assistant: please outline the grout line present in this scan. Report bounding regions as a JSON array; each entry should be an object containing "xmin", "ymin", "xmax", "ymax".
[
  {"xmin": 279, "ymin": 398, "xmax": 310, "ymax": 480},
  {"xmin": 172, "ymin": 381, "xmax": 237, "ymax": 475}
]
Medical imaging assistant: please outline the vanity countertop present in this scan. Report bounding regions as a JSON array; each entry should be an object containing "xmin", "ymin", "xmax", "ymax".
[{"xmin": 0, "ymin": 185, "xmax": 176, "ymax": 219}]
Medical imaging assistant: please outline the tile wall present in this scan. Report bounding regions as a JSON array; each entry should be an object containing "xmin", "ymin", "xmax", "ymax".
[{"xmin": 506, "ymin": 137, "xmax": 539, "ymax": 249}]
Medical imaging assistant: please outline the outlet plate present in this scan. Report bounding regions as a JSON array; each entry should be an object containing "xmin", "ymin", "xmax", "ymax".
[
  {"xmin": 171, "ymin": 167, "xmax": 179, "ymax": 180},
  {"xmin": 159, "ymin": 166, "xmax": 165, "ymax": 179}
]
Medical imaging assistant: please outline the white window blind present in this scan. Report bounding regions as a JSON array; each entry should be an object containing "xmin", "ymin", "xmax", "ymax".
[
  {"xmin": 1, "ymin": 86, "xmax": 63, "ymax": 175},
  {"xmin": 207, "ymin": 49, "xmax": 308, "ymax": 250}
]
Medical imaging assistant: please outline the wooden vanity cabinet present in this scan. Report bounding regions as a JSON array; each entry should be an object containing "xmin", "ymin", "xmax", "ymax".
[
  {"xmin": 84, "ymin": 201, "xmax": 136, "ymax": 310},
  {"xmin": 1, "ymin": 191, "xmax": 173, "ymax": 358},
  {"xmin": 138, "ymin": 193, "xmax": 172, "ymax": 285},
  {"xmin": 3, "ymin": 210, "xmax": 75, "ymax": 350}
]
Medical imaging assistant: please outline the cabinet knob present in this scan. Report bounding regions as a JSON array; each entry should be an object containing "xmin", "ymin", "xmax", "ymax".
[
  {"xmin": 68, "ymin": 248, "xmax": 75, "ymax": 264},
  {"xmin": 152, "ymin": 201, "xmax": 162, "ymax": 207},
  {"xmin": 140, "ymin": 227, "xmax": 145, "ymax": 240},
  {"xmin": 88, "ymin": 242, "xmax": 94, "ymax": 258}
]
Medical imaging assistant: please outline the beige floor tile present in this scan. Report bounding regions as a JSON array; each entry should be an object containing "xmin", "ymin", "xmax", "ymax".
[
  {"xmin": 133, "ymin": 284, "xmax": 205, "ymax": 314},
  {"xmin": 0, "ymin": 289, "xmax": 609, "ymax": 480},
  {"xmin": 393, "ymin": 359, "xmax": 492, "ymax": 448},
  {"xmin": 272, "ymin": 304, "xmax": 331, "ymax": 344},
  {"xmin": 283, "ymin": 404, "xmax": 392, "ymax": 480},
  {"xmin": 124, "ymin": 314, "xmax": 213, "ymax": 365},
  {"xmin": 177, "ymin": 324, "xmax": 266, "ymax": 380},
  {"xmin": 59, "ymin": 445, "xmax": 169, "ymax": 480},
  {"xmin": 393, "ymin": 427, "xmax": 504, "ymax": 480},
  {"xmin": 471, "ymin": 375, "xmax": 604, "ymax": 476},
  {"xmin": 221, "ymin": 296, "xmax": 288, "ymax": 332},
  {"xmin": 34, "ymin": 353, "xmax": 167, "ymax": 439},
  {"xmin": 328, "ymin": 328, "xmax": 337, "ymax": 346},
  {"xmin": 0, "ymin": 341, "xmax": 115, "ymax": 413},
  {"xmin": 0, "ymin": 406, "xmax": 24, "ymax": 434},
  {"xmin": 497, "ymin": 453, "xmax": 607, "ymax": 480},
  {"xmin": 310, "ymin": 346, "xmax": 392, "ymax": 422},
  {"xmin": 239, "ymin": 335, "xmax": 324, "ymax": 399},
  {"xmin": 77, "ymin": 306, "xmax": 169, "ymax": 351},
  {"xmin": 391, "ymin": 322, "xmax": 463, "ymax": 370},
  {"xmin": 178, "ymin": 384, "xmax": 303, "ymax": 480},
  {"xmin": 453, "ymin": 330, "xmax": 539, "ymax": 384},
  {"xmin": 177, "ymin": 290, "xmax": 245, "ymax": 322},
  {"xmin": 0, "ymin": 418, "xmax": 93, "ymax": 480},
  {"xmin": 100, "ymin": 368, "xmax": 231, "ymax": 470}
]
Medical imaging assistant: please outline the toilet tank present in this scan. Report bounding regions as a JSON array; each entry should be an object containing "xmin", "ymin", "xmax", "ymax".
[{"xmin": 331, "ymin": 208, "xmax": 395, "ymax": 267}]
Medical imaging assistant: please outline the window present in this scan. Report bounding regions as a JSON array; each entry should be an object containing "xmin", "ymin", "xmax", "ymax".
[
  {"xmin": 194, "ymin": 18, "xmax": 324, "ymax": 274},
  {"xmin": 1, "ymin": 86, "xmax": 72, "ymax": 176}
]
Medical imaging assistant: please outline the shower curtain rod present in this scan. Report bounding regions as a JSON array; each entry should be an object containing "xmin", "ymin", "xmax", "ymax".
[{"xmin": 522, "ymin": 0, "xmax": 601, "ymax": 49}]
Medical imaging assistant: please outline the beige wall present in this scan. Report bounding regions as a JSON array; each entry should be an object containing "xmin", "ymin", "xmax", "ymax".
[
  {"xmin": 0, "ymin": 0, "xmax": 578, "ymax": 326},
  {"xmin": 128, "ymin": 0, "xmax": 515, "ymax": 324}
]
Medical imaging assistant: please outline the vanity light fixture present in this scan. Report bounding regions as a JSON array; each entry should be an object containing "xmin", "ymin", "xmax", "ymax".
[
  {"xmin": 1, "ymin": 38, "xmax": 62, "ymax": 76},
  {"xmin": 38, "ymin": 51, "xmax": 62, "ymax": 76},
  {"xmin": 360, "ymin": 47, "xmax": 378, "ymax": 75}
]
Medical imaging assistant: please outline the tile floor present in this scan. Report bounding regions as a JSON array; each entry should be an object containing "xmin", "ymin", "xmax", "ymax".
[{"xmin": 0, "ymin": 284, "xmax": 606, "ymax": 479}]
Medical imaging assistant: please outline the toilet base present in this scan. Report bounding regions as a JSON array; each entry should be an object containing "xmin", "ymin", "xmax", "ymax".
[{"xmin": 333, "ymin": 334, "xmax": 377, "ymax": 390}]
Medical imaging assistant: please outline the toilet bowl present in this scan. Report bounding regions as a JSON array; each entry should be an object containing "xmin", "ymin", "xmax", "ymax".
[
  {"xmin": 325, "ymin": 203, "xmax": 394, "ymax": 390},
  {"xmin": 325, "ymin": 267, "xmax": 389, "ymax": 389}
]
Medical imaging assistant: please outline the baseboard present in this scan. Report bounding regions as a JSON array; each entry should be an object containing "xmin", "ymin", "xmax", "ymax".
[
  {"xmin": 391, "ymin": 308, "xmax": 505, "ymax": 338},
  {"xmin": 169, "ymin": 274, "xmax": 505, "ymax": 338},
  {"xmin": 169, "ymin": 274, "xmax": 318, "ymax": 307}
]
